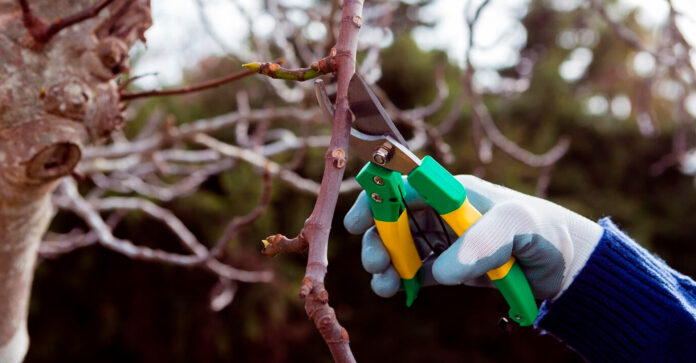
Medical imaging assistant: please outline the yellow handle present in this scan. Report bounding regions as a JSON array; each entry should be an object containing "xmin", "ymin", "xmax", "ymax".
[
  {"xmin": 440, "ymin": 198, "xmax": 512, "ymax": 280},
  {"xmin": 440, "ymin": 198, "xmax": 481, "ymax": 236},
  {"xmin": 373, "ymin": 210, "xmax": 422, "ymax": 280},
  {"xmin": 486, "ymin": 256, "xmax": 515, "ymax": 280}
]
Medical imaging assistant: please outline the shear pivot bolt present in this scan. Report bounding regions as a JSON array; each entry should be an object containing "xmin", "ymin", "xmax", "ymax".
[
  {"xmin": 373, "ymin": 146, "xmax": 390, "ymax": 165},
  {"xmin": 373, "ymin": 176, "xmax": 384, "ymax": 185},
  {"xmin": 371, "ymin": 193, "xmax": 383, "ymax": 203}
]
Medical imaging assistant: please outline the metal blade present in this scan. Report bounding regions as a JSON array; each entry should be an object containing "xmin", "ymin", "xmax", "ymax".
[
  {"xmin": 348, "ymin": 73, "xmax": 408, "ymax": 146},
  {"xmin": 349, "ymin": 129, "xmax": 421, "ymax": 175}
]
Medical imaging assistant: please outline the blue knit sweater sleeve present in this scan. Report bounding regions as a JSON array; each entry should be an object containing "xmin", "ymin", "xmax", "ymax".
[{"xmin": 534, "ymin": 218, "xmax": 696, "ymax": 362}]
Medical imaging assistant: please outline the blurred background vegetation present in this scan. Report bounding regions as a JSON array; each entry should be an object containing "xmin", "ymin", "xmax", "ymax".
[{"xmin": 27, "ymin": 0, "xmax": 696, "ymax": 361}]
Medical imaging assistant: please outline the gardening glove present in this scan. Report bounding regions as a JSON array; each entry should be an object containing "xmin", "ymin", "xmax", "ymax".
[{"xmin": 344, "ymin": 175, "xmax": 604, "ymax": 301}]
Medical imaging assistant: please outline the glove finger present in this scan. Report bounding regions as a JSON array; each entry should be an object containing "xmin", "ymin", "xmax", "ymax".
[
  {"xmin": 432, "ymin": 203, "xmax": 524, "ymax": 285},
  {"xmin": 454, "ymin": 175, "xmax": 521, "ymax": 213},
  {"xmin": 371, "ymin": 266, "xmax": 400, "ymax": 298},
  {"xmin": 511, "ymin": 233, "xmax": 564, "ymax": 299},
  {"xmin": 344, "ymin": 191, "xmax": 375, "ymax": 235},
  {"xmin": 361, "ymin": 226, "xmax": 391, "ymax": 274}
]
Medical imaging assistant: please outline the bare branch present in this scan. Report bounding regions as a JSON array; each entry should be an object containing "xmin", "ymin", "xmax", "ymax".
[
  {"xmin": 55, "ymin": 179, "xmax": 273, "ymax": 283},
  {"xmin": 19, "ymin": 0, "xmax": 116, "ymax": 43},
  {"xmin": 209, "ymin": 278, "xmax": 237, "ymax": 312},
  {"xmin": 211, "ymin": 167, "xmax": 273, "ymax": 257},
  {"xmin": 370, "ymin": 77, "xmax": 455, "ymax": 163},
  {"xmin": 88, "ymin": 158, "xmax": 235, "ymax": 201},
  {"xmin": 55, "ymin": 179, "xmax": 205, "ymax": 266},
  {"xmin": 588, "ymin": 0, "xmax": 674, "ymax": 65},
  {"xmin": 402, "ymin": 65, "xmax": 449, "ymax": 120},
  {"xmin": 193, "ymin": 134, "xmax": 322, "ymax": 194},
  {"xmin": 469, "ymin": 88, "xmax": 571, "ymax": 167},
  {"xmin": 461, "ymin": 0, "xmax": 570, "ymax": 168},
  {"xmin": 82, "ymin": 107, "xmax": 320, "ymax": 159},
  {"xmin": 243, "ymin": 56, "xmax": 337, "ymax": 81},
  {"xmin": 120, "ymin": 69, "xmax": 255, "ymax": 100},
  {"xmin": 40, "ymin": 209, "xmax": 125, "ymax": 259}
]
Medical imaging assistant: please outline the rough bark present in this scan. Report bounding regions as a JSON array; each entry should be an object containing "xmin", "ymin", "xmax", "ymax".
[{"xmin": 0, "ymin": 1, "xmax": 151, "ymax": 361}]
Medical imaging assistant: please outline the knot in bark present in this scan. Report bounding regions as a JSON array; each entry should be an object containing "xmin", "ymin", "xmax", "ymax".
[
  {"xmin": 26, "ymin": 142, "xmax": 81, "ymax": 182},
  {"xmin": 97, "ymin": 37, "xmax": 130, "ymax": 75},
  {"xmin": 42, "ymin": 79, "xmax": 91, "ymax": 121},
  {"xmin": 299, "ymin": 276, "xmax": 313, "ymax": 298},
  {"xmin": 96, "ymin": 2, "xmax": 152, "ymax": 46},
  {"xmin": 330, "ymin": 148, "xmax": 346, "ymax": 169}
]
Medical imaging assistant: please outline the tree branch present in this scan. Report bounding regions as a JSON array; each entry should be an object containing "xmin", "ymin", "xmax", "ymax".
[
  {"xmin": 120, "ymin": 69, "xmax": 255, "ymax": 100},
  {"xmin": 211, "ymin": 167, "xmax": 273, "ymax": 257},
  {"xmin": 54, "ymin": 179, "xmax": 273, "ymax": 283},
  {"xmin": 461, "ymin": 0, "xmax": 570, "ymax": 168},
  {"xmin": 293, "ymin": 1, "xmax": 365, "ymax": 361},
  {"xmin": 243, "ymin": 56, "xmax": 337, "ymax": 82},
  {"xmin": 19, "ymin": 0, "xmax": 116, "ymax": 43}
]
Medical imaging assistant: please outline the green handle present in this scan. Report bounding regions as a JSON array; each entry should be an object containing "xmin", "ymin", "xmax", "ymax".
[
  {"xmin": 355, "ymin": 162, "xmax": 406, "ymax": 223},
  {"xmin": 491, "ymin": 259, "xmax": 539, "ymax": 326},
  {"xmin": 356, "ymin": 162, "xmax": 423, "ymax": 306},
  {"xmin": 407, "ymin": 156, "xmax": 539, "ymax": 325}
]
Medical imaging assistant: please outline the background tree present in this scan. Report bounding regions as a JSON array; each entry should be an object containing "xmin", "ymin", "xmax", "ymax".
[{"xmin": 1, "ymin": 0, "xmax": 695, "ymax": 362}]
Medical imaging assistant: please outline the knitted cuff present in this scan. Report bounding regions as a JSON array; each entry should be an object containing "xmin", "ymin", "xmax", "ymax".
[{"xmin": 534, "ymin": 218, "xmax": 696, "ymax": 362}]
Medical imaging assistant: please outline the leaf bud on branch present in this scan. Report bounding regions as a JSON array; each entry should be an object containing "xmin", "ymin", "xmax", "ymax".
[{"xmin": 243, "ymin": 56, "xmax": 337, "ymax": 81}]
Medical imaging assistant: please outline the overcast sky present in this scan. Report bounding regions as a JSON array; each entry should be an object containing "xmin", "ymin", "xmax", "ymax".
[{"xmin": 129, "ymin": 0, "xmax": 696, "ymax": 117}]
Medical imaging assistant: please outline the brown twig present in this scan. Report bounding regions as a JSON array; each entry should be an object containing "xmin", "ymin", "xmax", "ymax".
[
  {"xmin": 120, "ymin": 69, "xmax": 255, "ymax": 100},
  {"xmin": 19, "ymin": 0, "xmax": 116, "ymax": 43},
  {"xmin": 211, "ymin": 166, "xmax": 273, "ymax": 257},
  {"xmin": 118, "ymin": 72, "xmax": 158, "ymax": 91},
  {"xmin": 261, "ymin": 233, "xmax": 309, "ymax": 257}
]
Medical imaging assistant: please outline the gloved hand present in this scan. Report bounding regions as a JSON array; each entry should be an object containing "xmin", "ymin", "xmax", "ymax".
[{"xmin": 344, "ymin": 175, "xmax": 604, "ymax": 301}]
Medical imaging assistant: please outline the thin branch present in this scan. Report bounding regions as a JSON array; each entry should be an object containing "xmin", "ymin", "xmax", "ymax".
[
  {"xmin": 118, "ymin": 72, "xmax": 159, "ymax": 91},
  {"xmin": 192, "ymin": 134, "xmax": 324, "ymax": 194},
  {"xmin": 461, "ymin": 0, "xmax": 569, "ymax": 168},
  {"xmin": 19, "ymin": 0, "xmax": 116, "ymax": 43},
  {"xmin": 39, "ymin": 212, "xmax": 123, "ymax": 259},
  {"xmin": 243, "ymin": 56, "xmax": 336, "ymax": 82},
  {"xmin": 88, "ymin": 158, "xmax": 235, "ymax": 201},
  {"xmin": 55, "ymin": 179, "xmax": 273, "ymax": 283},
  {"xmin": 82, "ymin": 107, "xmax": 320, "ymax": 159},
  {"xmin": 120, "ymin": 69, "xmax": 255, "ymax": 100},
  {"xmin": 194, "ymin": 0, "xmax": 234, "ymax": 54},
  {"xmin": 370, "ymin": 76, "xmax": 455, "ymax": 163},
  {"xmin": 209, "ymin": 278, "xmax": 237, "ymax": 312},
  {"xmin": 469, "ymin": 86, "xmax": 571, "ymax": 167},
  {"xmin": 55, "ymin": 179, "xmax": 205, "ymax": 266},
  {"xmin": 588, "ymin": 0, "xmax": 674, "ymax": 66},
  {"xmin": 211, "ymin": 167, "xmax": 273, "ymax": 257},
  {"xmin": 325, "ymin": 0, "xmax": 339, "ymax": 54}
]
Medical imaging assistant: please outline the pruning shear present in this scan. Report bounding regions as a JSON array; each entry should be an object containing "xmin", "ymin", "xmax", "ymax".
[{"xmin": 314, "ymin": 74, "xmax": 539, "ymax": 326}]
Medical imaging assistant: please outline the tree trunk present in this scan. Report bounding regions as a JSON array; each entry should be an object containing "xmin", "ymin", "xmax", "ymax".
[{"xmin": 0, "ymin": 1, "xmax": 151, "ymax": 360}]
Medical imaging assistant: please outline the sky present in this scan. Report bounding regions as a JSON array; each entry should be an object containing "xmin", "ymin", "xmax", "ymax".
[{"xmin": 129, "ymin": 0, "xmax": 696, "ymax": 118}]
